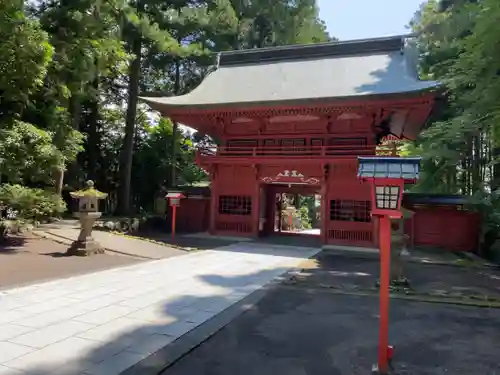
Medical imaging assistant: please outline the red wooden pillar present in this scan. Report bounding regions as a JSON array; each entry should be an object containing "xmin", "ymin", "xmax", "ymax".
[
  {"xmin": 411, "ymin": 214, "xmax": 415, "ymax": 249},
  {"xmin": 209, "ymin": 180, "xmax": 218, "ymax": 235},
  {"xmin": 251, "ymin": 182, "xmax": 260, "ymax": 238},
  {"xmin": 171, "ymin": 205, "xmax": 177, "ymax": 241},
  {"xmin": 320, "ymin": 182, "xmax": 329, "ymax": 245},
  {"xmin": 278, "ymin": 193, "xmax": 283, "ymax": 233},
  {"xmin": 373, "ymin": 215, "xmax": 380, "ymax": 248},
  {"xmin": 264, "ymin": 187, "xmax": 275, "ymax": 235}
]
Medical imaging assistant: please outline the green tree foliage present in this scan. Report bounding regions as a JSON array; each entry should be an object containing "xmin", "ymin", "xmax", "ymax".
[
  {"xmin": 0, "ymin": 0, "xmax": 61, "ymax": 184},
  {"xmin": 228, "ymin": 0, "xmax": 329, "ymax": 49},
  {"xmin": 132, "ymin": 117, "xmax": 207, "ymax": 210},
  {"xmin": 409, "ymin": 0, "xmax": 500, "ymax": 253},
  {"xmin": 0, "ymin": 0, "xmax": 53, "ymax": 114},
  {"xmin": 407, "ymin": 0, "xmax": 488, "ymax": 194},
  {"xmin": 2, "ymin": 0, "xmax": 331, "ymax": 217},
  {"xmin": 116, "ymin": 0, "xmax": 240, "ymax": 214}
]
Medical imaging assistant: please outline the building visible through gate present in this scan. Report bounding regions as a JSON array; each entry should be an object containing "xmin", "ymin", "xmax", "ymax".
[{"xmin": 142, "ymin": 35, "xmax": 442, "ymax": 248}]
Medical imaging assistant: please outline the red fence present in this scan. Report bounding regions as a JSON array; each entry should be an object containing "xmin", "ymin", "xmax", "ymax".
[{"xmin": 406, "ymin": 207, "xmax": 480, "ymax": 252}]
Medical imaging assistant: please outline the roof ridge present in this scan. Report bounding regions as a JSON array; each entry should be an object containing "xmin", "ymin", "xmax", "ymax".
[{"xmin": 218, "ymin": 34, "xmax": 413, "ymax": 66}]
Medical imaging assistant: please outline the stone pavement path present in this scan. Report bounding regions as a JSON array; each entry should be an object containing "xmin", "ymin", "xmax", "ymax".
[
  {"xmin": 35, "ymin": 227, "xmax": 185, "ymax": 260},
  {"xmin": 0, "ymin": 242, "xmax": 319, "ymax": 375}
]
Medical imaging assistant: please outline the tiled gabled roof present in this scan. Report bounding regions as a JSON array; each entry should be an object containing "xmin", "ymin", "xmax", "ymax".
[{"xmin": 141, "ymin": 35, "xmax": 440, "ymax": 112}]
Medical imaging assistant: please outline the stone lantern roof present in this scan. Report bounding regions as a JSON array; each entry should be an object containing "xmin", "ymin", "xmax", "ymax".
[{"xmin": 70, "ymin": 180, "xmax": 108, "ymax": 199}]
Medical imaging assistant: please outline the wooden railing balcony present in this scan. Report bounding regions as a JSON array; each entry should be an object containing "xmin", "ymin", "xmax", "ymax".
[{"xmin": 196, "ymin": 145, "xmax": 398, "ymax": 165}]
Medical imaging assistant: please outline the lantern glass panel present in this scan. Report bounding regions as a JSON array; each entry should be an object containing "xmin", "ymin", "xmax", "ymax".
[
  {"xmin": 374, "ymin": 185, "xmax": 400, "ymax": 210},
  {"xmin": 389, "ymin": 199, "xmax": 398, "ymax": 209}
]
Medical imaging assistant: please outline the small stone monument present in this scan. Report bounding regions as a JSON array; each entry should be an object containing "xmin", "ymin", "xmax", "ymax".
[
  {"xmin": 401, "ymin": 208, "xmax": 415, "ymax": 256},
  {"xmin": 67, "ymin": 180, "xmax": 108, "ymax": 256},
  {"xmin": 389, "ymin": 207, "xmax": 415, "ymax": 286}
]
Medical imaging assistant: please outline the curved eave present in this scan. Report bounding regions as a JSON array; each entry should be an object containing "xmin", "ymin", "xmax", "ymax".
[
  {"xmin": 420, "ymin": 90, "xmax": 447, "ymax": 130},
  {"xmin": 140, "ymin": 84, "xmax": 441, "ymax": 115}
]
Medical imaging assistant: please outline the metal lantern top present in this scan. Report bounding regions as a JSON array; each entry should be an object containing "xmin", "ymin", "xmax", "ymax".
[
  {"xmin": 357, "ymin": 157, "xmax": 422, "ymax": 218},
  {"xmin": 165, "ymin": 192, "xmax": 185, "ymax": 199},
  {"xmin": 165, "ymin": 192, "xmax": 185, "ymax": 206},
  {"xmin": 357, "ymin": 157, "xmax": 421, "ymax": 182},
  {"xmin": 70, "ymin": 180, "xmax": 108, "ymax": 213}
]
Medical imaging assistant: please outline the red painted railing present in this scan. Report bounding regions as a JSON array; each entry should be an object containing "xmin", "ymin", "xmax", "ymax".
[{"xmin": 196, "ymin": 145, "xmax": 398, "ymax": 161}]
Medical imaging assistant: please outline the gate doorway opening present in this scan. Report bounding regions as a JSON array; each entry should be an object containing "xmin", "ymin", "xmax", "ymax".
[{"xmin": 259, "ymin": 184, "xmax": 321, "ymax": 239}]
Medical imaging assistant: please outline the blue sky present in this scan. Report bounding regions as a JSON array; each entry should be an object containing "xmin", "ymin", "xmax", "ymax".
[{"xmin": 317, "ymin": 0, "xmax": 425, "ymax": 40}]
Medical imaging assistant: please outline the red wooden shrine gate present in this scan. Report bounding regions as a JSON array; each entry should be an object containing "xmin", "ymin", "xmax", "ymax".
[{"xmin": 142, "ymin": 35, "xmax": 441, "ymax": 248}]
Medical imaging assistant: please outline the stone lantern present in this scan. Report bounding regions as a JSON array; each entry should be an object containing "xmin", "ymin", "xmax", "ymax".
[{"xmin": 67, "ymin": 180, "xmax": 108, "ymax": 256}]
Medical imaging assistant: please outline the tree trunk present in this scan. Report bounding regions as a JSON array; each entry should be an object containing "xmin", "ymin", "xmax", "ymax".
[
  {"xmin": 64, "ymin": 95, "xmax": 82, "ymax": 191},
  {"xmin": 492, "ymin": 144, "xmax": 500, "ymax": 190},
  {"xmin": 170, "ymin": 56, "xmax": 181, "ymax": 187},
  {"xmin": 117, "ymin": 34, "xmax": 142, "ymax": 215},
  {"xmin": 472, "ymin": 133, "xmax": 481, "ymax": 192},
  {"xmin": 53, "ymin": 167, "xmax": 65, "ymax": 195},
  {"xmin": 465, "ymin": 137, "xmax": 472, "ymax": 194},
  {"xmin": 87, "ymin": 77, "xmax": 100, "ymax": 181}
]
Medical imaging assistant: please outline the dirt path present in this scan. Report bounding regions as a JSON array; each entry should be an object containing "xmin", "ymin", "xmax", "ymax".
[
  {"xmin": 0, "ymin": 235, "xmax": 143, "ymax": 290},
  {"xmin": 34, "ymin": 226, "xmax": 187, "ymax": 260}
]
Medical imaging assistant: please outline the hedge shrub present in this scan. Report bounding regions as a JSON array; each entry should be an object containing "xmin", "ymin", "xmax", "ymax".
[{"xmin": 0, "ymin": 184, "xmax": 66, "ymax": 222}]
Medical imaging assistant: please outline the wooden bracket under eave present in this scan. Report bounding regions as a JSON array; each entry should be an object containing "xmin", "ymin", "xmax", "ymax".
[
  {"xmin": 215, "ymin": 117, "xmax": 226, "ymax": 137},
  {"xmin": 258, "ymin": 118, "xmax": 267, "ymax": 135},
  {"xmin": 325, "ymin": 115, "xmax": 333, "ymax": 133}
]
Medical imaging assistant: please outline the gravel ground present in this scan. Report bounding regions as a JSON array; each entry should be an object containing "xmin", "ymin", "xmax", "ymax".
[
  {"xmin": 293, "ymin": 252, "xmax": 500, "ymax": 298},
  {"xmin": 162, "ymin": 255, "xmax": 500, "ymax": 375}
]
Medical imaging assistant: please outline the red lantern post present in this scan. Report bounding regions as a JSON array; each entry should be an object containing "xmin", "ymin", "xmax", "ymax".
[
  {"xmin": 357, "ymin": 157, "xmax": 421, "ymax": 375},
  {"xmin": 165, "ymin": 192, "xmax": 185, "ymax": 242},
  {"xmin": 378, "ymin": 213, "xmax": 391, "ymax": 371}
]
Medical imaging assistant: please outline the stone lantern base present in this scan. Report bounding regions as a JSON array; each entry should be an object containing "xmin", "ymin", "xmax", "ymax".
[
  {"xmin": 66, "ymin": 212, "xmax": 105, "ymax": 256},
  {"xmin": 67, "ymin": 238, "xmax": 105, "ymax": 256}
]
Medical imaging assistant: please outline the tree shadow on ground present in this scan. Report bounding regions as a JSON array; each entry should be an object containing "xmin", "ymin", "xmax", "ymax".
[
  {"xmin": 354, "ymin": 45, "xmax": 438, "ymax": 97},
  {"xmin": 137, "ymin": 231, "xmax": 241, "ymax": 251},
  {"xmin": 160, "ymin": 286, "xmax": 500, "ymax": 375},
  {"xmin": 5, "ymin": 247, "xmax": 500, "ymax": 375},
  {"xmin": 209, "ymin": 241, "xmax": 320, "ymax": 258},
  {"xmin": 42, "ymin": 252, "xmax": 71, "ymax": 258},
  {"xmin": 154, "ymin": 252, "xmax": 500, "ymax": 375},
  {"xmin": 4, "ymin": 266, "xmax": 289, "ymax": 375},
  {"xmin": 293, "ymin": 250, "xmax": 500, "ymax": 299},
  {"xmin": 0, "ymin": 235, "xmax": 27, "ymax": 255},
  {"xmin": 137, "ymin": 232, "xmax": 321, "ymax": 258}
]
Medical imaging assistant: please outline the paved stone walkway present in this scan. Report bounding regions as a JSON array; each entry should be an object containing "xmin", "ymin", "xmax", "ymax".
[{"xmin": 0, "ymin": 242, "xmax": 319, "ymax": 375}]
